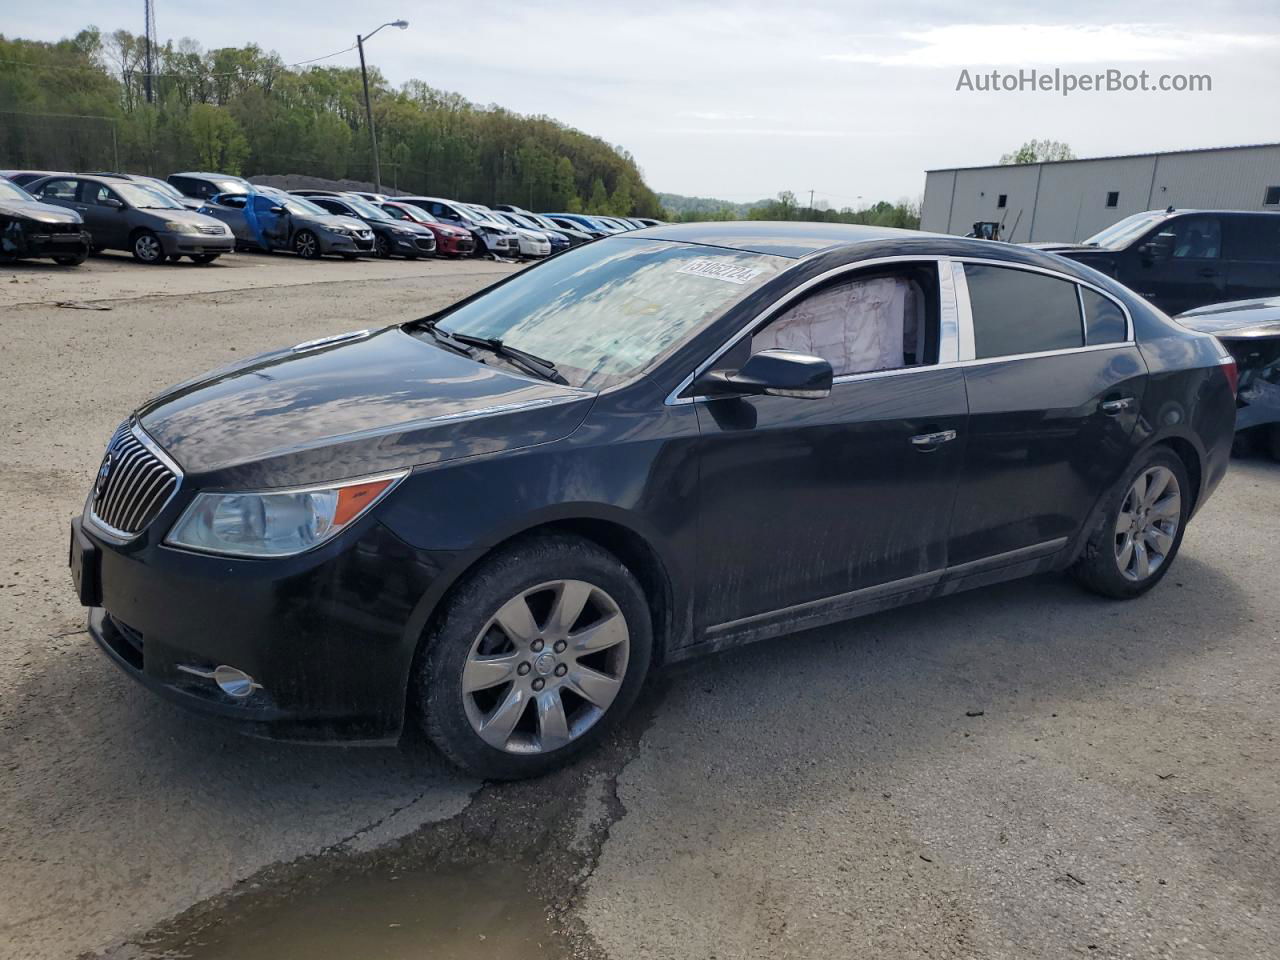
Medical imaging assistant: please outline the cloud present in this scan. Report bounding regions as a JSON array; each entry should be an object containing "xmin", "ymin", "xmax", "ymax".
[{"xmin": 824, "ymin": 22, "xmax": 1280, "ymax": 67}]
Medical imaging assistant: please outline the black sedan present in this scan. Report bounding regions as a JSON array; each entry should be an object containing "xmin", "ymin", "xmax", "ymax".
[
  {"xmin": 0, "ymin": 175, "xmax": 90, "ymax": 265},
  {"xmin": 69, "ymin": 223, "xmax": 1237, "ymax": 779}
]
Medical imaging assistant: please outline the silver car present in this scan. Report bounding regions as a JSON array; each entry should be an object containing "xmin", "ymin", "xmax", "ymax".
[{"xmin": 199, "ymin": 191, "xmax": 374, "ymax": 259}]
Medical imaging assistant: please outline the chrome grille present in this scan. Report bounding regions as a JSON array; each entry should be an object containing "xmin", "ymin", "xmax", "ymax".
[{"xmin": 89, "ymin": 422, "xmax": 181, "ymax": 537}]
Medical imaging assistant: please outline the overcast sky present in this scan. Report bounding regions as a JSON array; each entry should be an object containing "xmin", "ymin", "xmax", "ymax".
[{"xmin": 8, "ymin": 1, "xmax": 1279, "ymax": 206}]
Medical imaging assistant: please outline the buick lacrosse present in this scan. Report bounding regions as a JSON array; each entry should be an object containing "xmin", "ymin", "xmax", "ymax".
[{"xmin": 70, "ymin": 223, "xmax": 1237, "ymax": 778}]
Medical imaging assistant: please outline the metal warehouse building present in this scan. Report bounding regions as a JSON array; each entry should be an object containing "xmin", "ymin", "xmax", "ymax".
[{"xmin": 920, "ymin": 142, "xmax": 1280, "ymax": 243}]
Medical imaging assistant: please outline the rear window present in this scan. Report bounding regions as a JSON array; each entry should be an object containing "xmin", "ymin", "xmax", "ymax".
[
  {"xmin": 965, "ymin": 264, "xmax": 1083, "ymax": 359},
  {"xmin": 1225, "ymin": 216, "xmax": 1280, "ymax": 263}
]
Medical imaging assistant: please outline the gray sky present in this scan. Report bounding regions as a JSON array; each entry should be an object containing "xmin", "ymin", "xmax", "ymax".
[{"xmin": 7, "ymin": 1, "xmax": 1279, "ymax": 206}]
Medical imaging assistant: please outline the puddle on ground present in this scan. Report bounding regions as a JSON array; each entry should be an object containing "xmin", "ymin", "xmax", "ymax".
[{"xmin": 147, "ymin": 859, "xmax": 560, "ymax": 960}]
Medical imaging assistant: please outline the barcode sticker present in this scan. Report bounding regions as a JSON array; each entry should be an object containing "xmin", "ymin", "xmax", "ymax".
[{"xmin": 676, "ymin": 258, "xmax": 764, "ymax": 284}]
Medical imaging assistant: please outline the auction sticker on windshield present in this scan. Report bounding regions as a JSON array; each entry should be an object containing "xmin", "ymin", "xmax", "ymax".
[{"xmin": 676, "ymin": 258, "xmax": 765, "ymax": 284}]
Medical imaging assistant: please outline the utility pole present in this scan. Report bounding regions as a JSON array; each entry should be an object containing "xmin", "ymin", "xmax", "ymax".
[
  {"xmin": 808, "ymin": 189, "xmax": 814, "ymax": 211},
  {"xmin": 356, "ymin": 20, "xmax": 409, "ymax": 194},
  {"xmin": 143, "ymin": 0, "xmax": 157, "ymax": 104}
]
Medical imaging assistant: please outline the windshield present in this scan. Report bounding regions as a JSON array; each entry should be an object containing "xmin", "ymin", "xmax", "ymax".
[
  {"xmin": 434, "ymin": 237, "xmax": 784, "ymax": 389},
  {"xmin": 0, "ymin": 178, "xmax": 33, "ymax": 202},
  {"xmin": 1084, "ymin": 212, "xmax": 1167, "ymax": 249},
  {"xmin": 343, "ymin": 196, "xmax": 392, "ymax": 220},
  {"xmin": 276, "ymin": 195, "xmax": 328, "ymax": 217},
  {"xmin": 509, "ymin": 213, "xmax": 541, "ymax": 229},
  {"xmin": 116, "ymin": 183, "xmax": 183, "ymax": 209},
  {"xmin": 135, "ymin": 176, "xmax": 184, "ymax": 200},
  {"xmin": 399, "ymin": 203, "xmax": 437, "ymax": 223},
  {"xmin": 530, "ymin": 214, "xmax": 561, "ymax": 230}
]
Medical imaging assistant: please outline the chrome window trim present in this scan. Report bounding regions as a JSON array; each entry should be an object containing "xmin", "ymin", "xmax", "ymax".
[
  {"xmin": 954, "ymin": 256, "xmax": 1135, "ymax": 347},
  {"xmin": 85, "ymin": 421, "xmax": 185, "ymax": 543},
  {"xmin": 665, "ymin": 255, "xmax": 962, "ymax": 406}
]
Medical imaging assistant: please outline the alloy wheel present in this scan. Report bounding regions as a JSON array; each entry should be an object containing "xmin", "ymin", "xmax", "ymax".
[
  {"xmin": 134, "ymin": 233, "xmax": 162, "ymax": 263},
  {"xmin": 461, "ymin": 579, "xmax": 630, "ymax": 754},
  {"xmin": 294, "ymin": 232, "xmax": 318, "ymax": 258},
  {"xmin": 1114, "ymin": 465, "xmax": 1181, "ymax": 581}
]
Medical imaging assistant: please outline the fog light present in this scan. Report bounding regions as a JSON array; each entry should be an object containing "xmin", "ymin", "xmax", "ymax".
[{"xmin": 177, "ymin": 663, "xmax": 262, "ymax": 699}]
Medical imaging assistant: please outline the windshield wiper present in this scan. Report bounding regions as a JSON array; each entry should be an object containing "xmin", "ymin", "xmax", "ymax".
[
  {"xmin": 446, "ymin": 331, "xmax": 569, "ymax": 385},
  {"xmin": 421, "ymin": 319, "xmax": 478, "ymax": 358}
]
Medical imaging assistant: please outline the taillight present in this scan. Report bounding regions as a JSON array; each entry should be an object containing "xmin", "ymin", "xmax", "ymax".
[{"xmin": 1220, "ymin": 356, "xmax": 1239, "ymax": 397}]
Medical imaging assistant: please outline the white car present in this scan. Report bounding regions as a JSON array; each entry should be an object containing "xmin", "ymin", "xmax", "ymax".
[{"xmin": 466, "ymin": 203, "xmax": 551, "ymax": 258}]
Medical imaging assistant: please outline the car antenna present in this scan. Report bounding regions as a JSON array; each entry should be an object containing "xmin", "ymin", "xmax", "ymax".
[{"xmin": 1166, "ymin": 205, "xmax": 1175, "ymax": 213}]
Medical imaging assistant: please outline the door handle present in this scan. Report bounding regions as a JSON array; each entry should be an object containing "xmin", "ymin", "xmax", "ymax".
[
  {"xmin": 1197, "ymin": 268, "xmax": 1220, "ymax": 278},
  {"xmin": 910, "ymin": 429, "xmax": 957, "ymax": 449},
  {"xmin": 1100, "ymin": 397, "xmax": 1134, "ymax": 415}
]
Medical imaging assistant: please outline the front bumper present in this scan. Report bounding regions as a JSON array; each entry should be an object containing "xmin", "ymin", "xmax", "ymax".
[
  {"xmin": 72, "ymin": 511, "xmax": 432, "ymax": 743},
  {"xmin": 319, "ymin": 232, "xmax": 376, "ymax": 255},
  {"xmin": 391, "ymin": 234, "xmax": 436, "ymax": 256},
  {"xmin": 158, "ymin": 231, "xmax": 235, "ymax": 256},
  {"xmin": 1, "ymin": 222, "xmax": 92, "ymax": 260}
]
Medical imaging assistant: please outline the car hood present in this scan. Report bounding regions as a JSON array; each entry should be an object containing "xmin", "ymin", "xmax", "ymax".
[
  {"xmin": 136, "ymin": 326, "xmax": 594, "ymax": 486},
  {"xmin": 0, "ymin": 198, "xmax": 83, "ymax": 224},
  {"xmin": 432, "ymin": 223, "xmax": 471, "ymax": 237},
  {"xmin": 1175, "ymin": 296, "xmax": 1280, "ymax": 338},
  {"xmin": 305, "ymin": 214, "xmax": 369, "ymax": 232}
]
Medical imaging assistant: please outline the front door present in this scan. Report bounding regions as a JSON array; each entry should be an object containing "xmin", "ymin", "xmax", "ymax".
[
  {"xmin": 692, "ymin": 261, "xmax": 968, "ymax": 635},
  {"xmin": 1128, "ymin": 214, "xmax": 1226, "ymax": 314},
  {"xmin": 950, "ymin": 262, "xmax": 1144, "ymax": 565},
  {"xmin": 77, "ymin": 181, "xmax": 130, "ymax": 249}
]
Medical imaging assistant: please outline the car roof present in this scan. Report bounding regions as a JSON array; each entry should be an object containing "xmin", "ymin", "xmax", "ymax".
[{"xmin": 171, "ymin": 171, "xmax": 251, "ymax": 181}]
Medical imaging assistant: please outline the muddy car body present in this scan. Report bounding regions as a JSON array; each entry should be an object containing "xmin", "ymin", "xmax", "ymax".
[
  {"xmin": 0, "ymin": 175, "xmax": 91, "ymax": 265},
  {"xmin": 70, "ymin": 223, "xmax": 1237, "ymax": 779},
  {"xmin": 1177, "ymin": 295, "xmax": 1280, "ymax": 458}
]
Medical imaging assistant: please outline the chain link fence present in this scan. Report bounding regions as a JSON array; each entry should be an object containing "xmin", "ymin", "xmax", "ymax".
[{"xmin": 0, "ymin": 111, "xmax": 120, "ymax": 172}]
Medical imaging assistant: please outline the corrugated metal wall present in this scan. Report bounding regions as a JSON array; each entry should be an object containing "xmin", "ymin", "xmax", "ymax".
[{"xmin": 922, "ymin": 144, "xmax": 1280, "ymax": 242}]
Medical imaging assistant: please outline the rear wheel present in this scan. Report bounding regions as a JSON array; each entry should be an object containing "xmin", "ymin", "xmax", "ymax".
[
  {"xmin": 293, "ymin": 230, "xmax": 321, "ymax": 259},
  {"xmin": 416, "ymin": 534, "xmax": 652, "ymax": 779},
  {"xmin": 1071, "ymin": 448, "xmax": 1189, "ymax": 599},
  {"xmin": 131, "ymin": 230, "xmax": 165, "ymax": 264}
]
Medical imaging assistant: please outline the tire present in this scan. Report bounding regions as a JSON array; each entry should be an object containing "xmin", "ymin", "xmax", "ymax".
[
  {"xmin": 341, "ymin": 253, "xmax": 359, "ymax": 261},
  {"xmin": 293, "ymin": 230, "xmax": 322, "ymax": 259},
  {"xmin": 131, "ymin": 230, "xmax": 165, "ymax": 264},
  {"xmin": 416, "ymin": 534, "xmax": 653, "ymax": 779},
  {"xmin": 190, "ymin": 253, "xmax": 220, "ymax": 264},
  {"xmin": 1071, "ymin": 447, "xmax": 1190, "ymax": 599},
  {"xmin": 1268, "ymin": 425, "xmax": 1280, "ymax": 463},
  {"xmin": 53, "ymin": 252, "xmax": 87, "ymax": 266},
  {"xmin": 374, "ymin": 235, "xmax": 391, "ymax": 258},
  {"xmin": 168, "ymin": 254, "xmax": 183, "ymax": 262}
]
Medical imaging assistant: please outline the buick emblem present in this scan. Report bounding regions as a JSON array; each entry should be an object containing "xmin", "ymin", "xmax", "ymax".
[{"xmin": 94, "ymin": 450, "xmax": 117, "ymax": 500}]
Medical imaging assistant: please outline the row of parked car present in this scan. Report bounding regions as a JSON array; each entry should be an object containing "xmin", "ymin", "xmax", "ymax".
[{"xmin": 0, "ymin": 167, "xmax": 664, "ymax": 267}]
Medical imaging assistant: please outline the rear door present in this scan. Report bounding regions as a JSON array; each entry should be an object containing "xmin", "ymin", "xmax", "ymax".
[
  {"xmin": 950, "ymin": 261, "xmax": 1145, "ymax": 566},
  {"xmin": 692, "ymin": 259, "xmax": 968, "ymax": 634},
  {"xmin": 1223, "ymin": 214, "xmax": 1280, "ymax": 303}
]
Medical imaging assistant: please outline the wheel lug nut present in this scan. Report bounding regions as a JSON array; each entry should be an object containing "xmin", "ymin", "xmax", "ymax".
[
  {"xmin": 531, "ymin": 639, "xmax": 544, "ymax": 652},
  {"xmin": 517, "ymin": 662, "xmax": 531, "ymax": 676},
  {"xmin": 553, "ymin": 640, "xmax": 567, "ymax": 653},
  {"xmin": 532, "ymin": 678, "xmax": 545, "ymax": 691},
  {"xmin": 554, "ymin": 664, "xmax": 568, "ymax": 677}
]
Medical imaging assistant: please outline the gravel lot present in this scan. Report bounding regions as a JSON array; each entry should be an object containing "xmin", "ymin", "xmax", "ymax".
[{"xmin": 2, "ymin": 251, "xmax": 1277, "ymax": 960}]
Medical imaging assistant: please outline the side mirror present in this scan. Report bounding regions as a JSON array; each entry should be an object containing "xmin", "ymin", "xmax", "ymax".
[
  {"xmin": 694, "ymin": 349, "xmax": 833, "ymax": 400},
  {"xmin": 1139, "ymin": 232, "xmax": 1174, "ymax": 263},
  {"xmin": 269, "ymin": 205, "xmax": 286, "ymax": 215},
  {"xmin": 102, "ymin": 197, "xmax": 123, "ymax": 210}
]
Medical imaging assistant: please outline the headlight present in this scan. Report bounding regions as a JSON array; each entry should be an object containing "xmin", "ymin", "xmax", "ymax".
[
  {"xmin": 391, "ymin": 227, "xmax": 416, "ymax": 236},
  {"xmin": 163, "ymin": 221, "xmax": 201, "ymax": 234},
  {"xmin": 165, "ymin": 470, "xmax": 407, "ymax": 558}
]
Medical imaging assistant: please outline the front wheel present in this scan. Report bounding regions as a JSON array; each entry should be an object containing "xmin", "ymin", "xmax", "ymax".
[
  {"xmin": 416, "ymin": 534, "xmax": 652, "ymax": 779},
  {"xmin": 1071, "ymin": 448, "xmax": 1190, "ymax": 599},
  {"xmin": 293, "ymin": 230, "xmax": 322, "ymax": 259},
  {"xmin": 374, "ymin": 235, "xmax": 391, "ymax": 258},
  {"xmin": 131, "ymin": 230, "xmax": 165, "ymax": 264}
]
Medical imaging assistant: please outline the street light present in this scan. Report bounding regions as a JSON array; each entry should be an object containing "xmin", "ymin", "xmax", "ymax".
[{"xmin": 357, "ymin": 19, "xmax": 409, "ymax": 193}]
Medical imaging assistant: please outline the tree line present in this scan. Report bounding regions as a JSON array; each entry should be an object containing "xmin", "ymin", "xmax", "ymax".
[
  {"xmin": 0, "ymin": 27, "xmax": 663, "ymax": 217},
  {"xmin": 662, "ymin": 190, "xmax": 920, "ymax": 229}
]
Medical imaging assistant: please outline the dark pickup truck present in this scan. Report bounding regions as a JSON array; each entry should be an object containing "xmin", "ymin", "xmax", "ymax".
[{"xmin": 1029, "ymin": 209, "xmax": 1280, "ymax": 316}]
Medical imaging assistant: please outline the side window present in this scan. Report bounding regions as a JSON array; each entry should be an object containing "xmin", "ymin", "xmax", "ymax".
[
  {"xmin": 81, "ymin": 182, "xmax": 118, "ymax": 206},
  {"xmin": 965, "ymin": 264, "xmax": 1083, "ymax": 359},
  {"xmin": 1224, "ymin": 216, "xmax": 1280, "ymax": 263},
  {"xmin": 751, "ymin": 265, "xmax": 937, "ymax": 377},
  {"xmin": 1080, "ymin": 288, "xmax": 1127, "ymax": 345},
  {"xmin": 384, "ymin": 205, "xmax": 406, "ymax": 220},
  {"xmin": 251, "ymin": 195, "xmax": 280, "ymax": 213},
  {"xmin": 37, "ymin": 178, "xmax": 78, "ymax": 201},
  {"xmin": 1168, "ymin": 216, "xmax": 1221, "ymax": 259},
  {"xmin": 219, "ymin": 194, "xmax": 247, "ymax": 209},
  {"xmin": 311, "ymin": 198, "xmax": 341, "ymax": 214}
]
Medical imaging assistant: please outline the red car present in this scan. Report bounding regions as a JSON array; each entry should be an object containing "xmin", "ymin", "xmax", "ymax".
[{"xmin": 379, "ymin": 201, "xmax": 475, "ymax": 257}]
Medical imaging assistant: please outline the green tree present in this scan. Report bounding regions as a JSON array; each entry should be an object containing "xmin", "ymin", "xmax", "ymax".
[
  {"xmin": 187, "ymin": 103, "xmax": 248, "ymax": 173},
  {"xmin": 586, "ymin": 176, "xmax": 609, "ymax": 213},
  {"xmin": 999, "ymin": 139, "xmax": 1075, "ymax": 165}
]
